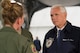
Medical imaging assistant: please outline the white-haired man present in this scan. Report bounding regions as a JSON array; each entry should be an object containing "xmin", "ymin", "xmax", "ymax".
[{"xmin": 43, "ymin": 4, "xmax": 80, "ymax": 53}]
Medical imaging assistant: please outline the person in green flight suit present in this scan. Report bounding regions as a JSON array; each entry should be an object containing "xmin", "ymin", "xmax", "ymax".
[
  {"xmin": 21, "ymin": 28, "xmax": 33, "ymax": 41},
  {"xmin": 21, "ymin": 28, "xmax": 38, "ymax": 53},
  {"xmin": 17, "ymin": 27, "xmax": 38, "ymax": 53},
  {"xmin": 0, "ymin": 0, "xmax": 37, "ymax": 53}
]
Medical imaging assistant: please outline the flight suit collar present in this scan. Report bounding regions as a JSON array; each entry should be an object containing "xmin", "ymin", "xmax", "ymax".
[{"xmin": 0, "ymin": 26, "xmax": 18, "ymax": 33}]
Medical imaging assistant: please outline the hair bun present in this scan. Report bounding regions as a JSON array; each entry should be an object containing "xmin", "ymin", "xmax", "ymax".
[{"xmin": 1, "ymin": 0, "xmax": 12, "ymax": 11}]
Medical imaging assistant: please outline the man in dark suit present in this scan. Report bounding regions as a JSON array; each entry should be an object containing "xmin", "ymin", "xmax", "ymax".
[
  {"xmin": 43, "ymin": 4, "xmax": 80, "ymax": 53},
  {"xmin": 34, "ymin": 36, "xmax": 41, "ymax": 53}
]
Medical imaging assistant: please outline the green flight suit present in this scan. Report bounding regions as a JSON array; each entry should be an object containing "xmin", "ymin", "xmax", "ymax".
[
  {"xmin": 0, "ymin": 26, "xmax": 36, "ymax": 53},
  {"xmin": 21, "ymin": 28, "xmax": 38, "ymax": 53},
  {"xmin": 21, "ymin": 28, "xmax": 33, "ymax": 41}
]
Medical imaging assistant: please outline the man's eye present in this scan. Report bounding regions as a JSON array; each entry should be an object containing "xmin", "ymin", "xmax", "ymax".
[{"xmin": 55, "ymin": 14, "xmax": 58, "ymax": 16}]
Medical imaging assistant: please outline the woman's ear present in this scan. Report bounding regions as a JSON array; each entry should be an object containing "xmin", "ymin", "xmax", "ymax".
[
  {"xmin": 12, "ymin": 18, "xmax": 20, "ymax": 31},
  {"xmin": 17, "ymin": 17, "xmax": 24, "ymax": 27},
  {"xmin": 17, "ymin": 17, "xmax": 22, "ymax": 27},
  {"xmin": 14, "ymin": 16, "xmax": 24, "ymax": 30}
]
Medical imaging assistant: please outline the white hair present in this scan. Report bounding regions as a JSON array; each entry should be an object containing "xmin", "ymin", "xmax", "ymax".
[{"xmin": 51, "ymin": 4, "xmax": 67, "ymax": 13}]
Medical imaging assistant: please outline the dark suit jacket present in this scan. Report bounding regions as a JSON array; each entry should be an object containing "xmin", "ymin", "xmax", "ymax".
[
  {"xmin": 34, "ymin": 39, "xmax": 41, "ymax": 51},
  {"xmin": 43, "ymin": 21, "xmax": 80, "ymax": 53}
]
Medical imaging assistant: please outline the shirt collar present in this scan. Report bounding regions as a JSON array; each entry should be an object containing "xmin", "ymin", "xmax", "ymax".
[{"xmin": 57, "ymin": 22, "xmax": 67, "ymax": 31}]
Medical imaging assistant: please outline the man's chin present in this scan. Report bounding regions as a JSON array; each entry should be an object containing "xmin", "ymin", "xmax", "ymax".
[{"xmin": 54, "ymin": 24, "xmax": 59, "ymax": 27}]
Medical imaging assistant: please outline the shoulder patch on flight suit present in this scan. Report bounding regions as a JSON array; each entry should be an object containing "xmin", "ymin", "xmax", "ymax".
[
  {"xmin": 31, "ymin": 44, "xmax": 38, "ymax": 53},
  {"xmin": 46, "ymin": 38, "xmax": 54, "ymax": 48}
]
